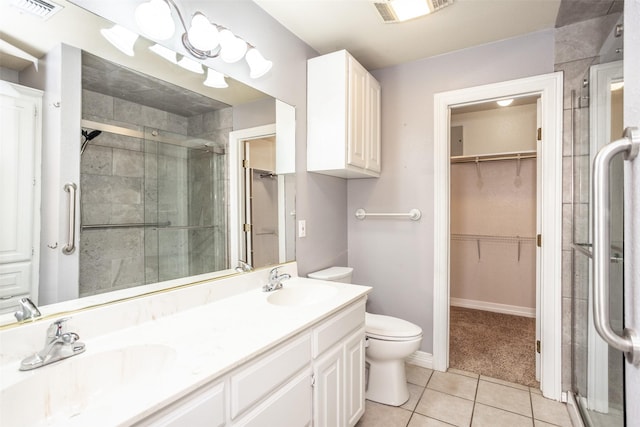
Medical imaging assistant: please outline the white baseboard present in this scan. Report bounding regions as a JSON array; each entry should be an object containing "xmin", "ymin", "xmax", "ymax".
[
  {"xmin": 450, "ymin": 297, "xmax": 535, "ymax": 318},
  {"xmin": 406, "ymin": 351, "xmax": 433, "ymax": 369}
]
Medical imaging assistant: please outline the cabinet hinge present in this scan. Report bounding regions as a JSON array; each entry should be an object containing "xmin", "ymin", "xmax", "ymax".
[
  {"xmin": 243, "ymin": 223, "xmax": 252, "ymax": 232},
  {"xmin": 537, "ymin": 127, "xmax": 542, "ymax": 141},
  {"xmin": 537, "ymin": 234, "xmax": 542, "ymax": 247},
  {"xmin": 536, "ymin": 340, "xmax": 541, "ymax": 353},
  {"xmin": 242, "ymin": 159, "xmax": 248, "ymax": 168}
]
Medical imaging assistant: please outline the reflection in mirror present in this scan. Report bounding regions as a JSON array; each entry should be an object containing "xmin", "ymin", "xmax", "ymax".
[{"xmin": 0, "ymin": 1, "xmax": 295, "ymax": 326}]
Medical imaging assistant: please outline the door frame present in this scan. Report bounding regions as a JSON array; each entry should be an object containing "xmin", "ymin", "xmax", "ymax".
[
  {"xmin": 229, "ymin": 124, "xmax": 276, "ymax": 268},
  {"xmin": 432, "ymin": 72, "xmax": 564, "ymax": 400}
]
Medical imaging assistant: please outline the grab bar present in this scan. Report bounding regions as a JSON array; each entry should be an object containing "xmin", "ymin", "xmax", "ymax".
[
  {"xmin": 62, "ymin": 183, "xmax": 77, "ymax": 255},
  {"xmin": 592, "ymin": 127, "xmax": 640, "ymax": 365},
  {"xmin": 355, "ymin": 208, "xmax": 422, "ymax": 221}
]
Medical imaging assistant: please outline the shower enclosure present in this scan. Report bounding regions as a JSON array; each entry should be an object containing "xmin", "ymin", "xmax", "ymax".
[
  {"xmin": 79, "ymin": 124, "xmax": 226, "ymax": 296},
  {"xmin": 571, "ymin": 61, "xmax": 625, "ymax": 426}
]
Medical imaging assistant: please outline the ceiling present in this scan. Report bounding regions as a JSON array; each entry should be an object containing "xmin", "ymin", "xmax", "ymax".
[{"xmin": 254, "ymin": 0, "xmax": 562, "ymax": 70}]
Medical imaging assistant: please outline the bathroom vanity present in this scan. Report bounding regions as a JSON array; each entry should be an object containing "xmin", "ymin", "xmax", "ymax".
[{"xmin": 0, "ymin": 264, "xmax": 370, "ymax": 427}]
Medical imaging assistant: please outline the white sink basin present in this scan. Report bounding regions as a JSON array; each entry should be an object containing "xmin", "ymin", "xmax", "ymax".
[
  {"xmin": 1, "ymin": 344, "xmax": 176, "ymax": 427},
  {"xmin": 267, "ymin": 281, "xmax": 338, "ymax": 306}
]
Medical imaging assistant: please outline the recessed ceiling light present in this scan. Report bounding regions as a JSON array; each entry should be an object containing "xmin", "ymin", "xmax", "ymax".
[
  {"xmin": 610, "ymin": 81, "xmax": 624, "ymax": 91},
  {"xmin": 497, "ymin": 99, "xmax": 514, "ymax": 107}
]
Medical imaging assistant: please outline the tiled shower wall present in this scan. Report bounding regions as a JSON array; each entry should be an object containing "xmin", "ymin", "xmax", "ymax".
[
  {"xmin": 554, "ymin": 13, "xmax": 621, "ymax": 392},
  {"xmin": 79, "ymin": 89, "xmax": 231, "ymax": 296}
]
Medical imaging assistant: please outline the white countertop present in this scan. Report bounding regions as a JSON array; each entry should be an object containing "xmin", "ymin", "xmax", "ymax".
[{"xmin": 0, "ymin": 274, "xmax": 370, "ymax": 427}]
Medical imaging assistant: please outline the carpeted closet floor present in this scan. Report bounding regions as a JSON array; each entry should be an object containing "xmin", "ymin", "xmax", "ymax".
[{"xmin": 449, "ymin": 306, "xmax": 539, "ymax": 388}]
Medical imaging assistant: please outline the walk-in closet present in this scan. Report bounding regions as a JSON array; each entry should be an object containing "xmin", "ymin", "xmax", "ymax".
[{"xmin": 449, "ymin": 96, "xmax": 540, "ymax": 387}]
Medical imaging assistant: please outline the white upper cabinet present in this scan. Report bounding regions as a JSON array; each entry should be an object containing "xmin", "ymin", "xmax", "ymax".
[{"xmin": 307, "ymin": 50, "xmax": 381, "ymax": 178}]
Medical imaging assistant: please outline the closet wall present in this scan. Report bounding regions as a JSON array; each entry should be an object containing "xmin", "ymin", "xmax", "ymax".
[{"xmin": 450, "ymin": 102, "xmax": 538, "ymax": 316}]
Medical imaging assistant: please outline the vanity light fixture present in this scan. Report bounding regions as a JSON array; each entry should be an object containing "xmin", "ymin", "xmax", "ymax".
[
  {"xmin": 100, "ymin": 25, "xmax": 139, "ymax": 57},
  {"xmin": 177, "ymin": 55, "xmax": 204, "ymax": 74},
  {"xmin": 135, "ymin": 0, "xmax": 272, "ymax": 78},
  {"xmin": 497, "ymin": 98, "xmax": 514, "ymax": 107},
  {"xmin": 149, "ymin": 43, "xmax": 177, "ymax": 63},
  {"xmin": 204, "ymin": 68, "xmax": 228, "ymax": 88}
]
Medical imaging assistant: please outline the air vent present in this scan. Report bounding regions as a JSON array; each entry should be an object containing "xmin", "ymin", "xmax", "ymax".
[
  {"xmin": 11, "ymin": 0, "xmax": 63, "ymax": 20},
  {"xmin": 374, "ymin": 0, "xmax": 453, "ymax": 23}
]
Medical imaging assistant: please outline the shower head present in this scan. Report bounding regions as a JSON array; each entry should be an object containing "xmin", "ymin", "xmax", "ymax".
[{"xmin": 81, "ymin": 129, "xmax": 102, "ymax": 154}]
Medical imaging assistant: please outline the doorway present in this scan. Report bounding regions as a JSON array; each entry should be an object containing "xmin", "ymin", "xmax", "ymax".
[
  {"xmin": 433, "ymin": 72, "xmax": 564, "ymax": 400},
  {"xmin": 448, "ymin": 97, "xmax": 540, "ymax": 387}
]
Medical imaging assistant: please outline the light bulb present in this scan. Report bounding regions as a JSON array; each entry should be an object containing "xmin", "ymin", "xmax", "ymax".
[
  {"xmin": 246, "ymin": 48, "xmax": 272, "ymax": 79},
  {"xmin": 149, "ymin": 44, "xmax": 177, "ymax": 63},
  {"xmin": 135, "ymin": 0, "xmax": 175, "ymax": 40},
  {"xmin": 187, "ymin": 13, "xmax": 220, "ymax": 52},
  {"xmin": 204, "ymin": 68, "xmax": 228, "ymax": 88},
  {"xmin": 177, "ymin": 56, "xmax": 204, "ymax": 74},
  {"xmin": 100, "ymin": 25, "xmax": 139, "ymax": 57},
  {"xmin": 497, "ymin": 99, "xmax": 514, "ymax": 107},
  {"xmin": 219, "ymin": 29, "xmax": 247, "ymax": 63}
]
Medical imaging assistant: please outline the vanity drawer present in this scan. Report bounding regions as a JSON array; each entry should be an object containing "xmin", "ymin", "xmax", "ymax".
[
  {"xmin": 231, "ymin": 332, "xmax": 311, "ymax": 419},
  {"xmin": 312, "ymin": 299, "xmax": 365, "ymax": 358}
]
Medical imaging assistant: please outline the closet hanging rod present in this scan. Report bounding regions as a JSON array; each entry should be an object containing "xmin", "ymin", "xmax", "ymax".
[
  {"xmin": 355, "ymin": 208, "xmax": 422, "ymax": 221},
  {"xmin": 450, "ymin": 151, "xmax": 537, "ymax": 164}
]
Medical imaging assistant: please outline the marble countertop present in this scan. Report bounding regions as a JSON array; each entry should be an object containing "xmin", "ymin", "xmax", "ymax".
[{"xmin": 0, "ymin": 274, "xmax": 370, "ymax": 427}]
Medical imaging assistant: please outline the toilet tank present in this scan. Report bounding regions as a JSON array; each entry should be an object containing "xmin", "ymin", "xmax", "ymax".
[{"xmin": 308, "ymin": 266, "xmax": 353, "ymax": 284}]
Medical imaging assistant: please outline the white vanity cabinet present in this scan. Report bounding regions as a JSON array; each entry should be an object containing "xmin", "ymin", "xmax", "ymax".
[
  {"xmin": 307, "ymin": 50, "xmax": 381, "ymax": 178},
  {"xmin": 134, "ymin": 298, "xmax": 366, "ymax": 427},
  {"xmin": 313, "ymin": 300, "xmax": 366, "ymax": 427}
]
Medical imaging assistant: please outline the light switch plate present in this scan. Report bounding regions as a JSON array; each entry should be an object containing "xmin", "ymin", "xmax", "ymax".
[{"xmin": 298, "ymin": 220, "xmax": 306, "ymax": 238}]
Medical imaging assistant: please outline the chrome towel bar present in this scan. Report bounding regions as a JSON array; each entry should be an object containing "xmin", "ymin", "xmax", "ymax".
[{"xmin": 355, "ymin": 208, "xmax": 421, "ymax": 221}]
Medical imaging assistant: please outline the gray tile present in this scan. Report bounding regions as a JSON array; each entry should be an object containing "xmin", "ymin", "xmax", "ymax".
[
  {"xmin": 113, "ymin": 148, "xmax": 144, "ymax": 178},
  {"xmin": 427, "ymin": 371, "xmax": 477, "ymax": 401},
  {"xmin": 555, "ymin": 14, "xmax": 620, "ymax": 64},
  {"xmin": 475, "ymin": 380, "xmax": 532, "ymax": 417},
  {"xmin": 531, "ymin": 394, "xmax": 572, "ymax": 427},
  {"xmin": 406, "ymin": 364, "xmax": 433, "ymax": 386},
  {"xmin": 554, "ymin": 57, "xmax": 596, "ymax": 110},
  {"xmin": 355, "ymin": 400, "xmax": 412, "ymax": 427},
  {"xmin": 415, "ymin": 389, "xmax": 474, "ymax": 427},
  {"xmin": 82, "ymin": 89, "xmax": 113, "ymax": 119},
  {"xmin": 81, "ymin": 144, "xmax": 112, "ymax": 176},
  {"xmin": 472, "ymin": 403, "xmax": 533, "ymax": 427},
  {"xmin": 408, "ymin": 413, "xmax": 455, "ymax": 427},
  {"xmin": 402, "ymin": 383, "xmax": 425, "ymax": 412},
  {"xmin": 530, "ymin": 387, "xmax": 542, "ymax": 395}
]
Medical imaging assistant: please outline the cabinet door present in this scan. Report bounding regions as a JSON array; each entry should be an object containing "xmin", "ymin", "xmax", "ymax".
[
  {"xmin": 344, "ymin": 328, "xmax": 366, "ymax": 426},
  {"xmin": 347, "ymin": 56, "xmax": 367, "ymax": 169},
  {"xmin": 365, "ymin": 76, "xmax": 381, "ymax": 173},
  {"xmin": 313, "ymin": 345, "xmax": 343, "ymax": 427}
]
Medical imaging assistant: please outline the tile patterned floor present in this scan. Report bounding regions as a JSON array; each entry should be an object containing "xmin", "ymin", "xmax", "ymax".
[{"xmin": 355, "ymin": 366, "xmax": 573, "ymax": 427}]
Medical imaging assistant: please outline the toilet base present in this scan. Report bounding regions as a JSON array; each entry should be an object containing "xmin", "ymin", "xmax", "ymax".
[{"xmin": 365, "ymin": 358, "xmax": 409, "ymax": 406}]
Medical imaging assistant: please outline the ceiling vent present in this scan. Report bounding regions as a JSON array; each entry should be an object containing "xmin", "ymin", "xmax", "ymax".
[
  {"xmin": 11, "ymin": 0, "xmax": 63, "ymax": 21},
  {"xmin": 374, "ymin": 0, "xmax": 453, "ymax": 23}
]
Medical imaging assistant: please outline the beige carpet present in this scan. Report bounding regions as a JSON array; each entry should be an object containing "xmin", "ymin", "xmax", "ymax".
[{"xmin": 449, "ymin": 306, "xmax": 539, "ymax": 388}]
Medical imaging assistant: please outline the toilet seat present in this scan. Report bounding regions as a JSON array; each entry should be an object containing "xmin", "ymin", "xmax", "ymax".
[{"xmin": 365, "ymin": 313, "xmax": 422, "ymax": 341}]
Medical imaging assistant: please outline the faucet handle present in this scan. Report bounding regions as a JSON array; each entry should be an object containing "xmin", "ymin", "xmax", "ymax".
[{"xmin": 47, "ymin": 318, "xmax": 71, "ymax": 339}]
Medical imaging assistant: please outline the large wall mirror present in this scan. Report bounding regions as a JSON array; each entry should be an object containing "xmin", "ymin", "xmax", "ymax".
[{"xmin": 0, "ymin": 0, "xmax": 295, "ymax": 327}]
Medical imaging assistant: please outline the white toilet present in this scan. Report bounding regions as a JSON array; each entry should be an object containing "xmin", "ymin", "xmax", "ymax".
[{"xmin": 308, "ymin": 266, "xmax": 423, "ymax": 406}]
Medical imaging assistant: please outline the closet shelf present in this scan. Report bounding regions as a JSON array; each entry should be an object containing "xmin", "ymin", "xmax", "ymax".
[{"xmin": 450, "ymin": 150, "xmax": 536, "ymax": 164}]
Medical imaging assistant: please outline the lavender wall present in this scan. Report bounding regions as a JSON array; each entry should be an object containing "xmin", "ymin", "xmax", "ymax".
[{"xmin": 347, "ymin": 30, "xmax": 555, "ymax": 353}]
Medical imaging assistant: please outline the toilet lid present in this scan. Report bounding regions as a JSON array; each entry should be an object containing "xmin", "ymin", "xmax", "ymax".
[{"xmin": 365, "ymin": 312, "xmax": 422, "ymax": 339}]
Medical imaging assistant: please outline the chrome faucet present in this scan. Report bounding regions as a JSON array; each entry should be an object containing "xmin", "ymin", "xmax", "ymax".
[
  {"xmin": 263, "ymin": 267, "xmax": 291, "ymax": 292},
  {"xmin": 19, "ymin": 318, "xmax": 86, "ymax": 371},
  {"xmin": 14, "ymin": 297, "xmax": 41, "ymax": 322},
  {"xmin": 235, "ymin": 260, "xmax": 253, "ymax": 272}
]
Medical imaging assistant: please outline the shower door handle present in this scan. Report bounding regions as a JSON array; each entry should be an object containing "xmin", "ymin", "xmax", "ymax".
[
  {"xmin": 592, "ymin": 127, "xmax": 640, "ymax": 365},
  {"xmin": 62, "ymin": 183, "xmax": 77, "ymax": 255}
]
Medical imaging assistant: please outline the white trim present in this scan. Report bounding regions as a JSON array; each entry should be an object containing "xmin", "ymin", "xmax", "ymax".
[
  {"xmin": 450, "ymin": 298, "xmax": 535, "ymax": 318},
  {"xmin": 433, "ymin": 72, "xmax": 564, "ymax": 401},
  {"xmin": 229, "ymin": 124, "xmax": 277, "ymax": 268},
  {"xmin": 405, "ymin": 351, "xmax": 433, "ymax": 369}
]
